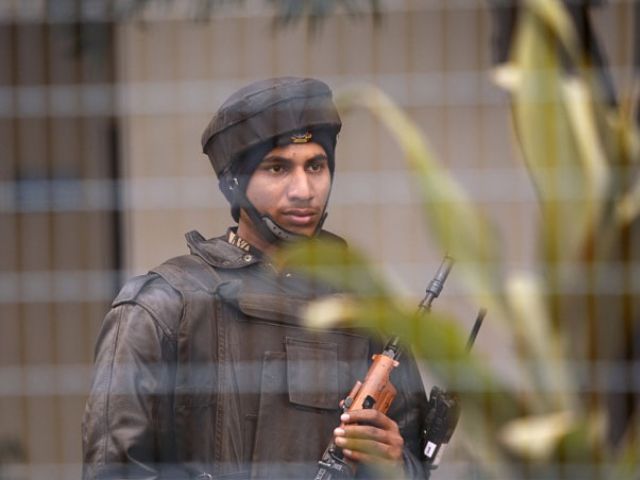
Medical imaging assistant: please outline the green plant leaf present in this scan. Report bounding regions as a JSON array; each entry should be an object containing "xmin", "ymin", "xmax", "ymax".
[
  {"xmin": 277, "ymin": 236, "xmax": 390, "ymax": 299},
  {"xmin": 614, "ymin": 115, "xmax": 640, "ymax": 225},
  {"xmin": 499, "ymin": 410, "xmax": 575, "ymax": 461},
  {"xmin": 502, "ymin": 0, "xmax": 610, "ymax": 267},
  {"xmin": 281, "ymin": 239, "xmax": 512, "ymax": 403},
  {"xmin": 610, "ymin": 429, "xmax": 640, "ymax": 480},
  {"xmin": 505, "ymin": 272, "xmax": 576, "ymax": 413},
  {"xmin": 301, "ymin": 275, "xmax": 523, "ymax": 426},
  {"xmin": 335, "ymin": 84, "xmax": 505, "ymax": 319}
]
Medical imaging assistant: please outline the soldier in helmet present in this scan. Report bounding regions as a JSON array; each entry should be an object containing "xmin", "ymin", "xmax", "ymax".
[{"xmin": 82, "ymin": 77, "xmax": 430, "ymax": 479}]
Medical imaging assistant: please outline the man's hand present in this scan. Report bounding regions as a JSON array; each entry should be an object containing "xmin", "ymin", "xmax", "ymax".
[{"xmin": 333, "ymin": 410, "xmax": 404, "ymax": 466}]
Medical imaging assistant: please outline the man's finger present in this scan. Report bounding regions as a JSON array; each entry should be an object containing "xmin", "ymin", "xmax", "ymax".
[
  {"xmin": 341, "ymin": 410, "xmax": 399, "ymax": 431},
  {"xmin": 336, "ymin": 424, "xmax": 389, "ymax": 442},
  {"xmin": 334, "ymin": 424, "xmax": 404, "ymax": 463},
  {"xmin": 334, "ymin": 437, "xmax": 399, "ymax": 461},
  {"xmin": 336, "ymin": 437, "xmax": 402, "ymax": 462}
]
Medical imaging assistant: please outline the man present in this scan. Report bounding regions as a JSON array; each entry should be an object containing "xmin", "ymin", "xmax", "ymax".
[{"xmin": 82, "ymin": 77, "xmax": 430, "ymax": 479}]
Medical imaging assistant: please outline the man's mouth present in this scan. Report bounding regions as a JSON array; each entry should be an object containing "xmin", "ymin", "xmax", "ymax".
[{"xmin": 281, "ymin": 208, "xmax": 318, "ymax": 226}]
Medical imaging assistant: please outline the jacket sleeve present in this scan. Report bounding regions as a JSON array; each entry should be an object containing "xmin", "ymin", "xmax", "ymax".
[{"xmin": 82, "ymin": 275, "xmax": 182, "ymax": 480}]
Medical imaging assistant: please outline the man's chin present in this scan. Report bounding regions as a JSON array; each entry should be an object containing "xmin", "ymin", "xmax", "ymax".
[
  {"xmin": 288, "ymin": 227, "xmax": 316, "ymax": 238},
  {"xmin": 278, "ymin": 222, "xmax": 317, "ymax": 238}
]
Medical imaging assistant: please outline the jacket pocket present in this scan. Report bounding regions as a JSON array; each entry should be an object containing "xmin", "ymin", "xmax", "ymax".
[
  {"xmin": 250, "ymin": 342, "xmax": 342, "ymax": 479},
  {"xmin": 285, "ymin": 337, "xmax": 340, "ymax": 410}
]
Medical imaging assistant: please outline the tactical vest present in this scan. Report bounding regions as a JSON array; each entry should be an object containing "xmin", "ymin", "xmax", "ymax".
[{"xmin": 151, "ymin": 253, "xmax": 371, "ymax": 479}]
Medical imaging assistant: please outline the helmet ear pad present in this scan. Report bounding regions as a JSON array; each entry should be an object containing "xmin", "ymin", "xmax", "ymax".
[
  {"xmin": 218, "ymin": 175, "xmax": 242, "ymax": 222},
  {"xmin": 219, "ymin": 139, "xmax": 275, "ymax": 223}
]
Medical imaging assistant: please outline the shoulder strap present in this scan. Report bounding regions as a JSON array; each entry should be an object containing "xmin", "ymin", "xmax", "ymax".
[{"xmin": 151, "ymin": 254, "xmax": 224, "ymax": 296}]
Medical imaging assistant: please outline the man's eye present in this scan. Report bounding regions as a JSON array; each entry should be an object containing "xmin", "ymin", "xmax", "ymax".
[
  {"xmin": 267, "ymin": 165, "xmax": 284, "ymax": 174},
  {"xmin": 307, "ymin": 162, "xmax": 325, "ymax": 172}
]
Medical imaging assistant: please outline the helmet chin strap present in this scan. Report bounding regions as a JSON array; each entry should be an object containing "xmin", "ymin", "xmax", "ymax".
[{"xmin": 227, "ymin": 175, "xmax": 329, "ymax": 246}]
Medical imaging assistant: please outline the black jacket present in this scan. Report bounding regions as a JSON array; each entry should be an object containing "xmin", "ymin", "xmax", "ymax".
[{"xmin": 82, "ymin": 231, "xmax": 430, "ymax": 479}]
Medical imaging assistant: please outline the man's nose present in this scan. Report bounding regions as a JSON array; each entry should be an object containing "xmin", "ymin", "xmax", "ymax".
[{"xmin": 287, "ymin": 168, "xmax": 312, "ymax": 200}]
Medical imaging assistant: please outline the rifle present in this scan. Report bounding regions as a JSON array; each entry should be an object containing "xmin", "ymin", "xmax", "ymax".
[{"xmin": 315, "ymin": 257, "xmax": 483, "ymax": 479}]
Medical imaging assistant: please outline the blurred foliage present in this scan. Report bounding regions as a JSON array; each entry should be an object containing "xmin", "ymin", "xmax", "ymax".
[
  {"xmin": 52, "ymin": 0, "xmax": 382, "ymax": 59},
  {"xmin": 267, "ymin": 0, "xmax": 381, "ymax": 30},
  {"xmin": 112, "ymin": 0, "xmax": 380, "ymax": 26},
  {"xmin": 279, "ymin": 0, "xmax": 640, "ymax": 478}
]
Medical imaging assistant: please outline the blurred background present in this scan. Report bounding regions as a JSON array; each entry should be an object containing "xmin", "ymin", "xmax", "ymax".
[{"xmin": 0, "ymin": 0, "xmax": 638, "ymax": 479}]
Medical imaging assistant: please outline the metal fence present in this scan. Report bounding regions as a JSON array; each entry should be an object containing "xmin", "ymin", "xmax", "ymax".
[{"xmin": 1, "ymin": 1, "xmax": 638, "ymax": 479}]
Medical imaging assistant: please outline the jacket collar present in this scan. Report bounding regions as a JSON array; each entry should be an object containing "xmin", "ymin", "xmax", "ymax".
[
  {"xmin": 185, "ymin": 228, "xmax": 348, "ymax": 270},
  {"xmin": 185, "ymin": 230, "xmax": 262, "ymax": 269}
]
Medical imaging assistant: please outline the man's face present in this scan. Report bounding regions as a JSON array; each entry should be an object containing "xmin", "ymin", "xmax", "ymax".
[{"xmin": 243, "ymin": 142, "xmax": 331, "ymax": 238}]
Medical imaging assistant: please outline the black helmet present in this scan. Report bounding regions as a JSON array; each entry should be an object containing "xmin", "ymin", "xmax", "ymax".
[{"xmin": 202, "ymin": 76, "xmax": 341, "ymax": 177}]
